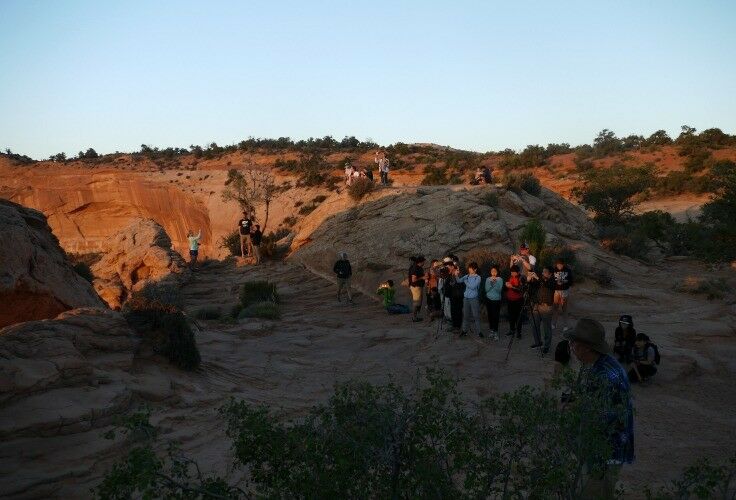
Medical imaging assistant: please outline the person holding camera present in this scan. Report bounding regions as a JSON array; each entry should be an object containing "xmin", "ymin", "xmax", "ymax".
[
  {"xmin": 509, "ymin": 243, "xmax": 537, "ymax": 277},
  {"xmin": 443, "ymin": 262, "xmax": 464, "ymax": 331},
  {"xmin": 457, "ymin": 262, "xmax": 483, "ymax": 338},
  {"xmin": 408, "ymin": 256, "xmax": 426, "ymax": 322},
  {"xmin": 531, "ymin": 266, "xmax": 556, "ymax": 353},
  {"xmin": 505, "ymin": 264, "xmax": 525, "ymax": 338},
  {"xmin": 484, "ymin": 265, "xmax": 503, "ymax": 340}
]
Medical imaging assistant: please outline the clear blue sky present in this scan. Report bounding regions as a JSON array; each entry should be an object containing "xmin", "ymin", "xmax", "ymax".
[{"xmin": 1, "ymin": 1, "xmax": 735, "ymax": 159}]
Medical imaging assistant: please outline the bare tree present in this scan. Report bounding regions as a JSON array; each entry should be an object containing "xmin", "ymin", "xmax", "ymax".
[{"xmin": 222, "ymin": 167, "xmax": 278, "ymax": 232}]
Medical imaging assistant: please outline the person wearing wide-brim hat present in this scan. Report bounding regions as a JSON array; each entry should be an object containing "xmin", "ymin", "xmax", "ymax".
[{"xmin": 564, "ymin": 318, "xmax": 634, "ymax": 499}]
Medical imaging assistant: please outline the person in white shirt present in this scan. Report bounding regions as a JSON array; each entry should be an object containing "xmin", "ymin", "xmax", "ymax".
[
  {"xmin": 456, "ymin": 262, "xmax": 483, "ymax": 338},
  {"xmin": 375, "ymin": 151, "xmax": 390, "ymax": 186},
  {"xmin": 186, "ymin": 229, "xmax": 202, "ymax": 266},
  {"xmin": 344, "ymin": 162, "xmax": 355, "ymax": 186},
  {"xmin": 509, "ymin": 242, "xmax": 537, "ymax": 277}
]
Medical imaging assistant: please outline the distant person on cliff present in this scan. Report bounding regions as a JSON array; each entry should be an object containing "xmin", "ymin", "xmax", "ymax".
[
  {"xmin": 238, "ymin": 211, "xmax": 252, "ymax": 257},
  {"xmin": 553, "ymin": 258, "xmax": 574, "ymax": 332},
  {"xmin": 250, "ymin": 224, "xmax": 263, "ymax": 265},
  {"xmin": 333, "ymin": 252, "xmax": 353, "ymax": 304},
  {"xmin": 375, "ymin": 151, "xmax": 390, "ymax": 186},
  {"xmin": 376, "ymin": 280, "xmax": 411, "ymax": 314},
  {"xmin": 344, "ymin": 162, "xmax": 355, "ymax": 186},
  {"xmin": 408, "ymin": 256, "xmax": 426, "ymax": 322},
  {"xmin": 363, "ymin": 167, "xmax": 374, "ymax": 182},
  {"xmin": 186, "ymin": 229, "xmax": 202, "ymax": 266}
]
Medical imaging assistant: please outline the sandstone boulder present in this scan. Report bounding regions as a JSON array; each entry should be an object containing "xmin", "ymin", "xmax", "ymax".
[
  {"xmin": 291, "ymin": 186, "xmax": 603, "ymax": 301},
  {"xmin": 91, "ymin": 218, "xmax": 190, "ymax": 309},
  {"xmin": 0, "ymin": 199, "xmax": 104, "ymax": 328},
  {"xmin": 0, "ymin": 307, "xmax": 139, "ymax": 437}
]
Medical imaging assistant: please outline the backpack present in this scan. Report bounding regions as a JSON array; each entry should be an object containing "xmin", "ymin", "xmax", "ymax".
[{"xmin": 646, "ymin": 342, "xmax": 661, "ymax": 365}]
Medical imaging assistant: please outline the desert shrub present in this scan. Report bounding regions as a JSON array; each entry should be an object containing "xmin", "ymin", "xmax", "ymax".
[
  {"xmin": 238, "ymin": 301, "xmax": 281, "ymax": 320},
  {"xmin": 599, "ymin": 225, "xmax": 650, "ymax": 260},
  {"xmin": 573, "ymin": 164, "xmax": 654, "ymax": 224},
  {"xmin": 72, "ymin": 262, "xmax": 94, "ymax": 283},
  {"xmin": 283, "ymin": 216, "xmax": 297, "ymax": 227},
  {"xmin": 504, "ymin": 172, "xmax": 542, "ymax": 196},
  {"xmin": 259, "ymin": 229, "xmax": 289, "ymax": 260},
  {"xmin": 675, "ymin": 277, "xmax": 732, "ymax": 301},
  {"xmin": 298, "ymin": 203, "xmax": 317, "ymax": 215},
  {"xmin": 347, "ymin": 177, "xmax": 375, "ymax": 201},
  {"xmin": 312, "ymin": 194, "xmax": 327, "ymax": 203},
  {"xmin": 220, "ymin": 230, "xmax": 241, "ymax": 257},
  {"xmin": 421, "ymin": 166, "xmax": 449, "ymax": 185},
  {"xmin": 657, "ymin": 170, "xmax": 693, "ymax": 195},
  {"xmin": 645, "ymin": 453, "xmax": 736, "ymax": 499},
  {"xmin": 684, "ymin": 148, "xmax": 712, "ymax": 173},
  {"xmin": 480, "ymin": 190, "xmax": 499, "ymax": 207},
  {"xmin": 520, "ymin": 218, "xmax": 547, "ymax": 257},
  {"xmin": 195, "ymin": 307, "xmax": 221, "ymax": 320},
  {"xmin": 240, "ymin": 281, "xmax": 279, "ymax": 308},
  {"xmin": 123, "ymin": 284, "xmax": 200, "ymax": 370},
  {"xmin": 230, "ymin": 303, "xmax": 244, "ymax": 319},
  {"xmin": 574, "ymin": 156, "xmax": 595, "ymax": 173},
  {"xmin": 461, "ymin": 248, "xmax": 509, "ymax": 277}
]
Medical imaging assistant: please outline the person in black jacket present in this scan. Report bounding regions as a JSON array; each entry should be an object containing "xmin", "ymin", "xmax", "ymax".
[
  {"xmin": 531, "ymin": 266, "xmax": 556, "ymax": 353},
  {"xmin": 614, "ymin": 315, "xmax": 637, "ymax": 363},
  {"xmin": 333, "ymin": 252, "xmax": 353, "ymax": 304},
  {"xmin": 250, "ymin": 224, "xmax": 263, "ymax": 264},
  {"xmin": 442, "ymin": 262, "xmax": 464, "ymax": 331}
]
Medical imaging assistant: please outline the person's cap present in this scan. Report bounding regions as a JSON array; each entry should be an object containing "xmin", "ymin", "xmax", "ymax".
[
  {"xmin": 442, "ymin": 257, "xmax": 453, "ymax": 264},
  {"xmin": 519, "ymin": 242, "xmax": 529, "ymax": 250},
  {"xmin": 563, "ymin": 318, "xmax": 611, "ymax": 355}
]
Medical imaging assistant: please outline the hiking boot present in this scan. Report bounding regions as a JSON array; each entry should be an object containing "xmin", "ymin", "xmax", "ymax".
[{"xmin": 530, "ymin": 343, "xmax": 542, "ymax": 349}]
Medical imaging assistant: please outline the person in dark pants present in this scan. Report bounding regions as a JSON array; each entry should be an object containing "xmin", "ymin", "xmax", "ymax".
[
  {"xmin": 484, "ymin": 265, "xmax": 503, "ymax": 340},
  {"xmin": 443, "ymin": 262, "xmax": 464, "ymax": 331},
  {"xmin": 614, "ymin": 315, "xmax": 637, "ymax": 364},
  {"xmin": 333, "ymin": 252, "xmax": 353, "ymax": 304},
  {"xmin": 250, "ymin": 224, "xmax": 263, "ymax": 264},
  {"xmin": 505, "ymin": 265, "xmax": 524, "ymax": 338},
  {"xmin": 531, "ymin": 266, "xmax": 556, "ymax": 353},
  {"xmin": 628, "ymin": 333, "xmax": 658, "ymax": 383},
  {"xmin": 408, "ymin": 256, "xmax": 426, "ymax": 322}
]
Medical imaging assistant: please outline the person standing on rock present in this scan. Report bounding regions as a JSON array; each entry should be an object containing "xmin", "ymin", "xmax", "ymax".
[
  {"xmin": 333, "ymin": 252, "xmax": 353, "ymax": 304},
  {"xmin": 187, "ymin": 229, "xmax": 202, "ymax": 266},
  {"xmin": 484, "ymin": 265, "xmax": 503, "ymax": 340},
  {"xmin": 531, "ymin": 266, "xmax": 556, "ymax": 353},
  {"xmin": 238, "ymin": 211, "xmax": 252, "ymax": 257},
  {"xmin": 505, "ymin": 265, "xmax": 524, "ymax": 338},
  {"xmin": 553, "ymin": 258, "xmax": 574, "ymax": 332},
  {"xmin": 251, "ymin": 224, "xmax": 263, "ymax": 265},
  {"xmin": 564, "ymin": 319, "xmax": 634, "ymax": 499},
  {"xmin": 344, "ymin": 162, "xmax": 355, "ymax": 187},
  {"xmin": 457, "ymin": 262, "xmax": 483, "ymax": 338},
  {"xmin": 408, "ymin": 256, "xmax": 426, "ymax": 322},
  {"xmin": 375, "ymin": 152, "xmax": 390, "ymax": 186},
  {"xmin": 510, "ymin": 243, "xmax": 536, "ymax": 277}
]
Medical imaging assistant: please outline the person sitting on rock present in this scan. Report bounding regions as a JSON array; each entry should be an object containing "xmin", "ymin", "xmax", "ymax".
[
  {"xmin": 377, "ymin": 280, "xmax": 410, "ymax": 314},
  {"xmin": 628, "ymin": 333, "xmax": 658, "ymax": 383},
  {"xmin": 187, "ymin": 229, "xmax": 202, "ymax": 266},
  {"xmin": 333, "ymin": 252, "xmax": 353, "ymax": 304}
]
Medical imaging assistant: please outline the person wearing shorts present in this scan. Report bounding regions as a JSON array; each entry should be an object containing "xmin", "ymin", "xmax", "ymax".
[
  {"xmin": 187, "ymin": 229, "xmax": 202, "ymax": 266},
  {"xmin": 553, "ymin": 258, "xmax": 573, "ymax": 332},
  {"xmin": 408, "ymin": 255, "xmax": 426, "ymax": 322},
  {"xmin": 238, "ymin": 212, "xmax": 252, "ymax": 257}
]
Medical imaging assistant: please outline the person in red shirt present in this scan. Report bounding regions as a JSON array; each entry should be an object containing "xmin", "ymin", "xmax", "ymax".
[{"xmin": 505, "ymin": 264, "xmax": 525, "ymax": 338}]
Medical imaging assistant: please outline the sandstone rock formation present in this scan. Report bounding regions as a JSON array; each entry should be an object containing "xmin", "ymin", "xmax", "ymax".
[
  {"xmin": 0, "ymin": 199, "xmax": 104, "ymax": 328},
  {"xmin": 291, "ymin": 186, "xmax": 604, "ymax": 300},
  {"xmin": 91, "ymin": 218, "xmax": 190, "ymax": 309}
]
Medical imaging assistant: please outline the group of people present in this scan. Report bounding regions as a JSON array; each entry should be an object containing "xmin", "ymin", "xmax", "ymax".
[
  {"xmin": 343, "ymin": 151, "xmax": 391, "ymax": 187},
  {"xmin": 237, "ymin": 211, "xmax": 263, "ymax": 264},
  {"xmin": 397, "ymin": 244, "xmax": 574, "ymax": 354}
]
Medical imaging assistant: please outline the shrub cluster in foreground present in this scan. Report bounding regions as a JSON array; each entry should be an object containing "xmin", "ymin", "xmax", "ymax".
[{"xmin": 96, "ymin": 369, "xmax": 736, "ymax": 499}]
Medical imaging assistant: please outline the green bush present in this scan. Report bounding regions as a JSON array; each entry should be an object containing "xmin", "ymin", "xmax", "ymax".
[
  {"xmin": 504, "ymin": 172, "xmax": 542, "ymax": 196},
  {"xmin": 123, "ymin": 284, "xmax": 200, "ymax": 370},
  {"xmin": 520, "ymin": 218, "xmax": 547, "ymax": 257},
  {"xmin": 240, "ymin": 281, "xmax": 279, "ymax": 308},
  {"xmin": 538, "ymin": 245, "xmax": 577, "ymax": 269},
  {"xmin": 646, "ymin": 453, "xmax": 736, "ymax": 499},
  {"xmin": 298, "ymin": 203, "xmax": 317, "ymax": 215},
  {"xmin": 220, "ymin": 229, "xmax": 242, "ymax": 257},
  {"xmin": 480, "ymin": 190, "xmax": 499, "ymax": 207},
  {"xmin": 347, "ymin": 177, "xmax": 375, "ymax": 201},
  {"xmin": 195, "ymin": 307, "xmax": 221, "ymax": 320},
  {"xmin": 238, "ymin": 301, "xmax": 281, "ymax": 320},
  {"xmin": 573, "ymin": 164, "xmax": 654, "ymax": 224},
  {"xmin": 684, "ymin": 148, "xmax": 712, "ymax": 173},
  {"xmin": 421, "ymin": 166, "xmax": 449, "ymax": 185}
]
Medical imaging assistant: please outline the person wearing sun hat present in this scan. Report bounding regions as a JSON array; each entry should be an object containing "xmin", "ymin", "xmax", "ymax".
[{"xmin": 564, "ymin": 318, "xmax": 634, "ymax": 499}]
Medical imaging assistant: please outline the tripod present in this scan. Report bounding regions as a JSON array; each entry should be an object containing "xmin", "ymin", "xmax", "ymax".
[{"xmin": 504, "ymin": 288, "xmax": 541, "ymax": 362}]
